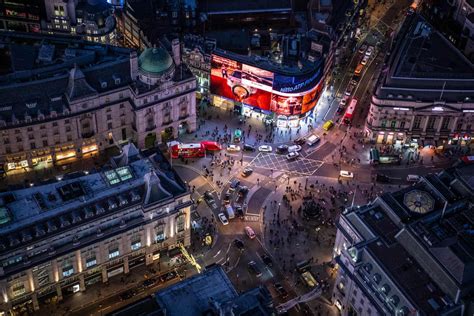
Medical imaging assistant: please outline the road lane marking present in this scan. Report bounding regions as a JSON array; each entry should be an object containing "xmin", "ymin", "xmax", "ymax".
[{"xmin": 213, "ymin": 250, "xmax": 221, "ymax": 258}]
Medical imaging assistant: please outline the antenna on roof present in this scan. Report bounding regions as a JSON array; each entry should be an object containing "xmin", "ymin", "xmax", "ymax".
[{"xmin": 439, "ymin": 81, "xmax": 446, "ymax": 101}]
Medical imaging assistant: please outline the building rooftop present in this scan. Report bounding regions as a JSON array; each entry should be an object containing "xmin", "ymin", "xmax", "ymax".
[
  {"xmin": 375, "ymin": 14, "xmax": 474, "ymax": 103},
  {"xmin": 110, "ymin": 265, "xmax": 274, "ymax": 316},
  {"xmin": 0, "ymin": 146, "xmax": 187, "ymax": 258}
]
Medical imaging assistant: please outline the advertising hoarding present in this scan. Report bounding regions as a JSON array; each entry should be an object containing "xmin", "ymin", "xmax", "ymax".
[{"xmin": 210, "ymin": 54, "xmax": 324, "ymax": 115}]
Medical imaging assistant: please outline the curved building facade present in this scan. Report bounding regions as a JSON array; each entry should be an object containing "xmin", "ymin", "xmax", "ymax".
[{"xmin": 209, "ymin": 49, "xmax": 325, "ymax": 128}]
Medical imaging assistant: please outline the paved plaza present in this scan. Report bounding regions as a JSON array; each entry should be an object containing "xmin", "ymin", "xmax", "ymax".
[{"xmin": 248, "ymin": 153, "xmax": 324, "ymax": 176}]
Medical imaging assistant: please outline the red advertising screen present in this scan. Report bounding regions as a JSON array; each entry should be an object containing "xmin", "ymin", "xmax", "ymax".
[{"xmin": 210, "ymin": 55, "xmax": 271, "ymax": 111}]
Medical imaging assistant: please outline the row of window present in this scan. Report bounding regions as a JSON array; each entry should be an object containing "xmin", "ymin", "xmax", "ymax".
[{"xmin": 373, "ymin": 117, "xmax": 472, "ymax": 131}]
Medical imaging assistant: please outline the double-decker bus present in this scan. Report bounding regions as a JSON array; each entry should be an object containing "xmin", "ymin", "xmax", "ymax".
[
  {"xmin": 343, "ymin": 98, "xmax": 358, "ymax": 125},
  {"xmin": 170, "ymin": 143, "xmax": 205, "ymax": 159}
]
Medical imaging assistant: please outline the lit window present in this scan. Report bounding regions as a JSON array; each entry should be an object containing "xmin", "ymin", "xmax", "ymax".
[
  {"xmin": 109, "ymin": 249, "xmax": 120, "ymax": 259},
  {"xmin": 86, "ymin": 257, "xmax": 97, "ymax": 268},
  {"xmin": 62, "ymin": 265, "xmax": 74, "ymax": 277},
  {"xmin": 131, "ymin": 241, "xmax": 141, "ymax": 251}
]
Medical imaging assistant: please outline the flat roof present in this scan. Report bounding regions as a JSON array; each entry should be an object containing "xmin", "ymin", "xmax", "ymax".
[{"xmin": 155, "ymin": 265, "xmax": 238, "ymax": 315}]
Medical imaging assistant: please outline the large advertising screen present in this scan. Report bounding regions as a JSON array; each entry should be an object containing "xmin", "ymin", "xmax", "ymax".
[
  {"xmin": 210, "ymin": 54, "xmax": 324, "ymax": 115},
  {"xmin": 210, "ymin": 55, "xmax": 271, "ymax": 111}
]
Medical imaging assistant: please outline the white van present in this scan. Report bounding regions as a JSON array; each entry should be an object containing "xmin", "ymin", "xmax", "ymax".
[
  {"xmin": 225, "ymin": 205, "xmax": 235, "ymax": 219},
  {"xmin": 406, "ymin": 175, "xmax": 421, "ymax": 182},
  {"xmin": 306, "ymin": 135, "xmax": 321, "ymax": 146}
]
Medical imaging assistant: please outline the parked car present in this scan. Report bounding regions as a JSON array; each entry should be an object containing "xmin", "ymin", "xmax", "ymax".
[
  {"xmin": 337, "ymin": 106, "xmax": 345, "ymax": 114},
  {"xmin": 406, "ymin": 174, "xmax": 421, "ymax": 182},
  {"xmin": 339, "ymin": 170, "xmax": 354, "ymax": 178},
  {"xmin": 258, "ymin": 145, "xmax": 273, "ymax": 152},
  {"xmin": 245, "ymin": 226, "xmax": 256, "ymax": 239},
  {"xmin": 286, "ymin": 151, "xmax": 300, "ymax": 161},
  {"xmin": 233, "ymin": 238, "xmax": 245, "ymax": 251},
  {"xmin": 218, "ymin": 213, "xmax": 229, "ymax": 225},
  {"xmin": 238, "ymin": 186, "xmax": 249, "ymax": 197},
  {"xmin": 241, "ymin": 168, "xmax": 253, "ymax": 177},
  {"xmin": 248, "ymin": 261, "xmax": 263, "ymax": 277},
  {"xmin": 276, "ymin": 145, "xmax": 289, "ymax": 154},
  {"xmin": 203, "ymin": 191, "xmax": 214, "ymax": 203},
  {"xmin": 260, "ymin": 253, "xmax": 273, "ymax": 266},
  {"xmin": 227, "ymin": 144, "xmax": 241, "ymax": 152}
]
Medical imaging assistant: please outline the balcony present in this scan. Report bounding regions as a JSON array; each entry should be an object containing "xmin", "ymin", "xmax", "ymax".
[
  {"xmin": 162, "ymin": 120, "xmax": 173, "ymax": 126},
  {"xmin": 178, "ymin": 114, "xmax": 189, "ymax": 120},
  {"xmin": 145, "ymin": 125, "xmax": 156, "ymax": 132}
]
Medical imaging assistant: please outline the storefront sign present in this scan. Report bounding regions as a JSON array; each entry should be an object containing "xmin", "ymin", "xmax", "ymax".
[{"xmin": 107, "ymin": 266, "xmax": 123, "ymax": 278}]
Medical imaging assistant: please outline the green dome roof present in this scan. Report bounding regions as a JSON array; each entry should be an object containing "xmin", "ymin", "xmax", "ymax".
[{"xmin": 138, "ymin": 47, "xmax": 173, "ymax": 75}]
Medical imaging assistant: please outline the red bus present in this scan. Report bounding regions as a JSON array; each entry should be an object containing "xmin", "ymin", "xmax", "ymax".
[
  {"xmin": 170, "ymin": 143, "xmax": 205, "ymax": 159},
  {"xmin": 343, "ymin": 98, "xmax": 357, "ymax": 125}
]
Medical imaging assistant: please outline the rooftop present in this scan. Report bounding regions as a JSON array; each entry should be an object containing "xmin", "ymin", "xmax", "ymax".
[
  {"xmin": 376, "ymin": 14, "xmax": 474, "ymax": 103},
  {"xmin": 111, "ymin": 265, "xmax": 274, "ymax": 316},
  {"xmin": 0, "ymin": 146, "xmax": 187, "ymax": 257}
]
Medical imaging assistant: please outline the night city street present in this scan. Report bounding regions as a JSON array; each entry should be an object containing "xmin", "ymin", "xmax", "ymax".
[{"xmin": 0, "ymin": 0, "xmax": 473, "ymax": 316}]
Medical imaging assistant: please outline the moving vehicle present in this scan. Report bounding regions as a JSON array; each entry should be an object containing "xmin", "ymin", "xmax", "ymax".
[
  {"xmin": 243, "ymin": 144, "xmax": 256, "ymax": 152},
  {"xmin": 358, "ymin": 44, "xmax": 367, "ymax": 54},
  {"xmin": 286, "ymin": 151, "xmax": 300, "ymax": 161},
  {"xmin": 354, "ymin": 64, "xmax": 364, "ymax": 75},
  {"xmin": 247, "ymin": 261, "xmax": 262, "ymax": 277},
  {"xmin": 345, "ymin": 81, "xmax": 356, "ymax": 95},
  {"xmin": 245, "ymin": 226, "xmax": 256, "ymax": 239},
  {"xmin": 306, "ymin": 134, "xmax": 321, "ymax": 146},
  {"xmin": 238, "ymin": 186, "xmax": 249, "ymax": 197},
  {"xmin": 218, "ymin": 213, "xmax": 229, "ymax": 225},
  {"xmin": 370, "ymin": 148, "xmax": 380, "ymax": 164},
  {"xmin": 343, "ymin": 98, "xmax": 357, "ymax": 125},
  {"xmin": 119, "ymin": 290, "xmax": 136, "ymax": 301},
  {"xmin": 241, "ymin": 168, "xmax": 253, "ymax": 177},
  {"xmin": 301, "ymin": 271, "xmax": 318, "ymax": 288},
  {"xmin": 233, "ymin": 238, "xmax": 245, "ymax": 250},
  {"xmin": 142, "ymin": 279, "xmax": 155, "ymax": 288},
  {"xmin": 227, "ymin": 144, "xmax": 241, "ymax": 152},
  {"xmin": 361, "ymin": 55, "xmax": 370, "ymax": 65},
  {"xmin": 170, "ymin": 143, "xmax": 205, "ymax": 159},
  {"xmin": 274, "ymin": 282, "xmax": 289, "ymax": 298},
  {"xmin": 407, "ymin": 174, "xmax": 421, "ymax": 182},
  {"xmin": 340, "ymin": 170, "xmax": 354, "ymax": 178},
  {"xmin": 339, "ymin": 97, "xmax": 348, "ymax": 107},
  {"xmin": 293, "ymin": 137, "xmax": 306, "ymax": 145},
  {"xmin": 379, "ymin": 155, "xmax": 401, "ymax": 165},
  {"xmin": 365, "ymin": 46, "xmax": 374, "ymax": 57},
  {"xmin": 323, "ymin": 120, "xmax": 334, "ymax": 131},
  {"xmin": 225, "ymin": 205, "xmax": 235, "ymax": 219},
  {"xmin": 337, "ymin": 106, "xmax": 346, "ymax": 114},
  {"xmin": 258, "ymin": 145, "xmax": 273, "ymax": 152},
  {"xmin": 223, "ymin": 192, "xmax": 231, "ymax": 204},
  {"xmin": 276, "ymin": 145, "xmax": 289, "ymax": 154},
  {"xmin": 260, "ymin": 253, "xmax": 273, "ymax": 266},
  {"xmin": 288, "ymin": 145, "xmax": 302, "ymax": 153}
]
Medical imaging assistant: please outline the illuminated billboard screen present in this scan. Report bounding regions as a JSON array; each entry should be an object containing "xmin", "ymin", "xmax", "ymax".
[
  {"xmin": 210, "ymin": 55, "xmax": 271, "ymax": 111},
  {"xmin": 272, "ymin": 66, "xmax": 323, "ymax": 94},
  {"xmin": 210, "ymin": 54, "xmax": 324, "ymax": 115}
]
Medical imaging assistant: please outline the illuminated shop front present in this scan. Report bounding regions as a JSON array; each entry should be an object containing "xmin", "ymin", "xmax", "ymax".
[
  {"xmin": 209, "ymin": 51, "xmax": 325, "ymax": 125},
  {"xmin": 81, "ymin": 143, "xmax": 99, "ymax": 157}
]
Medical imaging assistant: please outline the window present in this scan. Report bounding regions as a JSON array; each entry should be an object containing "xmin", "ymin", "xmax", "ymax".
[
  {"xmin": 177, "ymin": 215, "xmax": 185, "ymax": 232},
  {"xmin": 16, "ymin": 136, "xmax": 22, "ymax": 142},
  {"xmin": 131, "ymin": 240, "xmax": 141, "ymax": 251},
  {"xmin": 427, "ymin": 116, "xmax": 436, "ymax": 130},
  {"xmin": 155, "ymin": 224, "xmax": 165, "ymax": 242},
  {"xmin": 456, "ymin": 122, "xmax": 463, "ymax": 130},
  {"xmin": 390, "ymin": 120, "xmax": 396, "ymax": 128},
  {"xmin": 11, "ymin": 284, "xmax": 26, "ymax": 297},
  {"xmin": 107, "ymin": 114, "xmax": 112, "ymax": 120},
  {"xmin": 62, "ymin": 265, "xmax": 74, "ymax": 277},
  {"xmin": 381, "ymin": 120, "xmax": 386, "ymax": 128},
  {"xmin": 108, "ymin": 122, "xmax": 113, "ymax": 130},
  {"xmin": 66, "ymin": 126, "xmax": 71, "ymax": 132},
  {"xmin": 413, "ymin": 116, "xmax": 422, "ymax": 129},
  {"xmin": 108, "ymin": 248, "xmax": 120, "ymax": 259},
  {"xmin": 30, "ymin": 142, "xmax": 36, "ymax": 150},
  {"xmin": 67, "ymin": 134, "xmax": 72, "ymax": 142},
  {"xmin": 120, "ymin": 103, "xmax": 124, "ymax": 109},
  {"xmin": 42, "ymin": 140, "xmax": 48, "ymax": 147},
  {"xmin": 3, "ymin": 138, "xmax": 9, "ymax": 145},
  {"xmin": 86, "ymin": 257, "xmax": 97, "ymax": 268},
  {"xmin": 400, "ymin": 121, "xmax": 405, "ymax": 129},
  {"xmin": 441, "ymin": 117, "xmax": 451, "ymax": 130}
]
